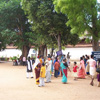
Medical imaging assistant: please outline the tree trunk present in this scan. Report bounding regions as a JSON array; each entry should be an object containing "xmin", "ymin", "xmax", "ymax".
[
  {"xmin": 91, "ymin": 14, "xmax": 100, "ymax": 51},
  {"xmin": 22, "ymin": 45, "xmax": 30, "ymax": 58},
  {"xmin": 51, "ymin": 48, "xmax": 54, "ymax": 57},
  {"xmin": 57, "ymin": 33, "xmax": 62, "ymax": 51},
  {"xmin": 92, "ymin": 39, "xmax": 100, "ymax": 51},
  {"xmin": 38, "ymin": 45, "xmax": 47, "ymax": 57}
]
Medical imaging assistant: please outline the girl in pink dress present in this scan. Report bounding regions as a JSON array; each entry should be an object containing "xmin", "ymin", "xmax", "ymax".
[{"xmin": 78, "ymin": 57, "xmax": 86, "ymax": 79}]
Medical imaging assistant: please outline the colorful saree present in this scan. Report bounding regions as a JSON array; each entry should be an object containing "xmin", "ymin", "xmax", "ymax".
[
  {"xmin": 60, "ymin": 62, "xmax": 67, "ymax": 83},
  {"xmin": 51, "ymin": 60, "xmax": 53, "ymax": 74},
  {"xmin": 35, "ymin": 63, "xmax": 41, "ymax": 85},
  {"xmin": 78, "ymin": 60, "xmax": 86, "ymax": 79}
]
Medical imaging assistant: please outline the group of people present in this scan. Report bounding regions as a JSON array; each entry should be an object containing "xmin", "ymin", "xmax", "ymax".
[
  {"xmin": 26, "ymin": 56, "xmax": 52, "ymax": 87},
  {"xmin": 77, "ymin": 55, "xmax": 100, "ymax": 86},
  {"xmin": 13, "ymin": 56, "xmax": 35, "ymax": 66},
  {"xmin": 26, "ymin": 54, "xmax": 100, "ymax": 87}
]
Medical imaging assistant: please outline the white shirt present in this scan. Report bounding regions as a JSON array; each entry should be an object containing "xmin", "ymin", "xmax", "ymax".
[
  {"xmin": 87, "ymin": 58, "xmax": 96, "ymax": 76},
  {"xmin": 87, "ymin": 58, "xmax": 96, "ymax": 68},
  {"xmin": 46, "ymin": 60, "xmax": 52, "ymax": 71}
]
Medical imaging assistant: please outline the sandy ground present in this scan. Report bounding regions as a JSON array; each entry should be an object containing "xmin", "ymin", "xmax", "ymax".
[{"xmin": 0, "ymin": 62, "xmax": 100, "ymax": 100}]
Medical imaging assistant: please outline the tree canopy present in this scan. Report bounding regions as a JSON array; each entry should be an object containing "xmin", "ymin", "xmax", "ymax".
[
  {"xmin": 0, "ymin": 0, "xmax": 35, "ymax": 57},
  {"xmin": 53, "ymin": 0, "xmax": 100, "ymax": 51},
  {"xmin": 0, "ymin": 0, "xmax": 80, "ymax": 57},
  {"xmin": 22, "ymin": 0, "xmax": 79, "ymax": 51}
]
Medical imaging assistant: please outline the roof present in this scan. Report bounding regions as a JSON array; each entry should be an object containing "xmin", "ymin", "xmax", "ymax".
[{"xmin": 66, "ymin": 43, "xmax": 92, "ymax": 48}]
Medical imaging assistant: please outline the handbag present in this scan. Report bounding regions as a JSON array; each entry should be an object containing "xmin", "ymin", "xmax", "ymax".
[{"xmin": 96, "ymin": 68, "xmax": 100, "ymax": 73}]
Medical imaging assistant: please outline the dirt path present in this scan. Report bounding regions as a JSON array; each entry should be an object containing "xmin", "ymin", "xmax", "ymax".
[{"xmin": 0, "ymin": 62, "xmax": 100, "ymax": 100}]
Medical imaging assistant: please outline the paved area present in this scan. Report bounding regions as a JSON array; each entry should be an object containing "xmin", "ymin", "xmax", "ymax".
[{"xmin": 0, "ymin": 62, "xmax": 100, "ymax": 100}]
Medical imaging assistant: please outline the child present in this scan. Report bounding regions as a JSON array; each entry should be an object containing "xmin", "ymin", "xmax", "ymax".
[
  {"xmin": 73, "ymin": 62, "xmax": 78, "ymax": 80},
  {"xmin": 38, "ymin": 63, "xmax": 46, "ymax": 87},
  {"xmin": 54, "ymin": 59, "xmax": 60, "ymax": 78}
]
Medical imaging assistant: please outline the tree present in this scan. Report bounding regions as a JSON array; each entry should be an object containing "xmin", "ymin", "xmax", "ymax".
[
  {"xmin": 0, "ymin": 34, "xmax": 7, "ymax": 51},
  {"xmin": 0, "ymin": 0, "xmax": 34, "ymax": 58},
  {"xmin": 0, "ymin": 0, "xmax": 15, "ymax": 50},
  {"xmin": 0, "ymin": 29, "xmax": 16, "ymax": 50},
  {"xmin": 22, "ymin": 0, "xmax": 79, "ymax": 52},
  {"xmin": 53, "ymin": 0, "xmax": 100, "ymax": 51}
]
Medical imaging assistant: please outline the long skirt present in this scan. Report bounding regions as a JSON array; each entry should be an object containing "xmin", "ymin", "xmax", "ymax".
[
  {"xmin": 77, "ymin": 69, "xmax": 85, "ymax": 79},
  {"xmin": 35, "ymin": 67, "xmax": 40, "ymax": 85},
  {"xmin": 51, "ymin": 64, "xmax": 54, "ymax": 73},
  {"xmin": 62, "ymin": 69, "xmax": 67, "ymax": 83}
]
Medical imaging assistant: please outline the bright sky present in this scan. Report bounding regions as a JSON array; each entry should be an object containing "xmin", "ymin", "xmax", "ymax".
[{"xmin": 98, "ymin": 0, "xmax": 100, "ymax": 3}]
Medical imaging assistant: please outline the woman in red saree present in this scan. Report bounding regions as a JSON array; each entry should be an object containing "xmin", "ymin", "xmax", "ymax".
[
  {"xmin": 35, "ymin": 63, "xmax": 42, "ymax": 85},
  {"xmin": 34, "ymin": 57, "xmax": 41, "ymax": 85},
  {"xmin": 78, "ymin": 57, "xmax": 86, "ymax": 79}
]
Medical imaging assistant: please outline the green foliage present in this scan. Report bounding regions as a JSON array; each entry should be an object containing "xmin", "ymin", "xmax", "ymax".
[
  {"xmin": 0, "ymin": 0, "xmax": 34, "ymax": 51},
  {"xmin": 0, "ymin": 0, "xmax": 80, "ymax": 53},
  {"xmin": 22, "ymin": 0, "xmax": 79, "ymax": 50},
  {"xmin": 53, "ymin": 0, "xmax": 100, "ymax": 41},
  {"xmin": 11, "ymin": 56, "xmax": 18, "ymax": 61}
]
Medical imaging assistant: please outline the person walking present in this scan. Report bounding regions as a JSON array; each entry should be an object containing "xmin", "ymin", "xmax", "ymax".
[
  {"xmin": 51, "ymin": 58, "xmax": 54, "ymax": 75},
  {"xmin": 77, "ymin": 57, "xmax": 86, "ymax": 79},
  {"xmin": 26, "ymin": 57, "xmax": 33, "ymax": 78},
  {"xmin": 38, "ymin": 63, "xmax": 46, "ymax": 87},
  {"xmin": 35, "ymin": 63, "xmax": 42, "ymax": 85},
  {"xmin": 33, "ymin": 57, "xmax": 41, "ymax": 85},
  {"xmin": 45, "ymin": 57, "xmax": 52, "ymax": 83},
  {"xmin": 86, "ymin": 56, "xmax": 90, "ymax": 75},
  {"xmin": 54, "ymin": 59, "xmax": 60, "ymax": 78},
  {"xmin": 87, "ymin": 55, "xmax": 96, "ymax": 86},
  {"xmin": 60, "ymin": 58, "xmax": 71, "ymax": 84}
]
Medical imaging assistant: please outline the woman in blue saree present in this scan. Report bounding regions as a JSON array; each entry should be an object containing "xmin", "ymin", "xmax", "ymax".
[{"xmin": 60, "ymin": 58, "xmax": 71, "ymax": 83}]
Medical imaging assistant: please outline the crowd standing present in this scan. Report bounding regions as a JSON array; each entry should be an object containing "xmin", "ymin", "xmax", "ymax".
[{"xmin": 23, "ymin": 53, "xmax": 100, "ymax": 87}]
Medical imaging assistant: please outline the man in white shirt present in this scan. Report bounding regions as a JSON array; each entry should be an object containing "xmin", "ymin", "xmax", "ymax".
[
  {"xmin": 26, "ymin": 57, "xmax": 33, "ymax": 78},
  {"xmin": 45, "ymin": 57, "xmax": 52, "ymax": 83},
  {"xmin": 87, "ymin": 55, "xmax": 96, "ymax": 86}
]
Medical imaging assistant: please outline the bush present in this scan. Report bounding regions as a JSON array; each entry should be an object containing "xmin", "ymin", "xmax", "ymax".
[{"xmin": 11, "ymin": 56, "xmax": 18, "ymax": 61}]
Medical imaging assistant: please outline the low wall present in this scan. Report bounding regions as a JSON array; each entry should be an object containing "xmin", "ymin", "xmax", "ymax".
[
  {"xmin": 0, "ymin": 47, "xmax": 93, "ymax": 60},
  {"xmin": 62, "ymin": 47, "xmax": 93, "ymax": 60}
]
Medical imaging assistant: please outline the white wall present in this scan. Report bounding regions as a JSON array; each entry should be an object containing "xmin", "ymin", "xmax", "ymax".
[
  {"xmin": 0, "ymin": 49, "xmax": 38, "ymax": 58},
  {"xmin": 0, "ymin": 49, "xmax": 22, "ymax": 57},
  {"xmin": 62, "ymin": 47, "xmax": 93, "ymax": 60},
  {"xmin": 47, "ymin": 47, "xmax": 93, "ymax": 60},
  {"xmin": 0, "ymin": 48, "xmax": 93, "ymax": 60}
]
